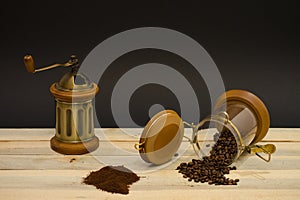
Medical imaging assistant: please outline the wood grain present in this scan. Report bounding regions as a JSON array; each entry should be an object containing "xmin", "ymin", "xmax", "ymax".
[{"xmin": 0, "ymin": 128, "xmax": 299, "ymax": 200}]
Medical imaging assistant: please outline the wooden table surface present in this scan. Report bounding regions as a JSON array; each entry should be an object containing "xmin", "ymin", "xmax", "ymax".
[{"xmin": 0, "ymin": 128, "xmax": 299, "ymax": 200}]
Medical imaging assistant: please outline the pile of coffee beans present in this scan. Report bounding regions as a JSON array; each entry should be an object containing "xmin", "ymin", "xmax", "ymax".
[{"xmin": 176, "ymin": 130, "xmax": 239, "ymax": 185}]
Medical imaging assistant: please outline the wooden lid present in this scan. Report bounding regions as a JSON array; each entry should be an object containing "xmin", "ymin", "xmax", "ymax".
[
  {"xmin": 214, "ymin": 90, "xmax": 270, "ymax": 144},
  {"xmin": 138, "ymin": 110, "xmax": 184, "ymax": 165}
]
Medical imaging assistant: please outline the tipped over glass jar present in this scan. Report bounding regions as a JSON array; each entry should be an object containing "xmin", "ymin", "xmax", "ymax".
[{"xmin": 135, "ymin": 90, "xmax": 276, "ymax": 165}]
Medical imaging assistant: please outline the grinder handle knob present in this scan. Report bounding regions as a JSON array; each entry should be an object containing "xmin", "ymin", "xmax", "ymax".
[{"xmin": 24, "ymin": 55, "xmax": 36, "ymax": 73}]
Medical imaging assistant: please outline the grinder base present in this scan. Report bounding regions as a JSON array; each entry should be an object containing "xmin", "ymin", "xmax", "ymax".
[{"xmin": 50, "ymin": 136, "xmax": 99, "ymax": 155}]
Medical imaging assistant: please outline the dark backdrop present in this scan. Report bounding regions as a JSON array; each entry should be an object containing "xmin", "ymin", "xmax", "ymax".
[{"xmin": 1, "ymin": 1, "xmax": 299, "ymax": 128}]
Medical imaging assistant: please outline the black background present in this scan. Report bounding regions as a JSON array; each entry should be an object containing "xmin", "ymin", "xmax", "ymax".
[{"xmin": 1, "ymin": 1, "xmax": 299, "ymax": 128}]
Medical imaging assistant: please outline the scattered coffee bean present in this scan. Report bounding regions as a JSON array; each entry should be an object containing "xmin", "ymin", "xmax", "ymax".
[{"xmin": 176, "ymin": 130, "xmax": 239, "ymax": 186}]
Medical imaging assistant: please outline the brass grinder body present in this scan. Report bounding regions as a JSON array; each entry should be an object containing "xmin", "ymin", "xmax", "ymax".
[
  {"xmin": 50, "ymin": 72, "xmax": 99, "ymax": 154},
  {"xmin": 24, "ymin": 55, "xmax": 99, "ymax": 155}
]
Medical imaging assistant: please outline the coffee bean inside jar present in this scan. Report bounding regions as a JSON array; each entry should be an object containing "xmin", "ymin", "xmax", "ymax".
[{"xmin": 176, "ymin": 129, "xmax": 239, "ymax": 185}]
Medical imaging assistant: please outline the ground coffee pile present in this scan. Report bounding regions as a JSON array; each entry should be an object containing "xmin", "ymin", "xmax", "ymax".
[
  {"xmin": 83, "ymin": 166, "xmax": 140, "ymax": 194},
  {"xmin": 176, "ymin": 130, "xmax": 239, "ymax": 185}
]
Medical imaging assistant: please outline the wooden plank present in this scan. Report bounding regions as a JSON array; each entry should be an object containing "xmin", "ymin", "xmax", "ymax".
[
  {"xmin": 0, "ymin": 128, "xmax": 299, "ymax": 141},
  {"xmin": 0, "ymin": 170, "xmax": 299, "ymax": 200},
  {"xmin": 0, "ymin": 140, "xmax": 298, "ymax": 157},
  {"xmin": 263, "ymin": 128, "xmax": 300, "ymax": 142},
  {"xmin": 0, "ymin": 128, "xmax": 143, "ymax": 141},
  {"xmin": 0, "ymin": 128, "xmax": 299, "ymax": 200},
  {"xmin": 0, "ymin": 141, "xmax": 140, "ymax": 155},
  {"xmin": 0, "ymin": 128, "xmax": 192, "ymax": 142},
  {"xmin": 1, "ymin": 188, "xmax": 299, "ymax": 200},
  {"xmin": 0, "ymin": 154, "xmax": 299, "ymax": 170},
  {"xmin": 0, "ymin": 128, "xmax": 54, "ymax": 140},
  {"xmin": 0, "ymin": 170, "xmax": 299, "ymax": 189}
]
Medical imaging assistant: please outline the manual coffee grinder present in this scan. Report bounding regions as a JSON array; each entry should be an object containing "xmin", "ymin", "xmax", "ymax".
[{"xmin": 24, "ymin": 55, "xmax": 99, "ymax": 154}]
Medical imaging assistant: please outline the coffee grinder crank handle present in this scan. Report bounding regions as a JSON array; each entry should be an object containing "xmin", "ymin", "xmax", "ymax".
[{"xmin": 24, "ymin": 55, "xmax": 79, "ymax": 73}]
